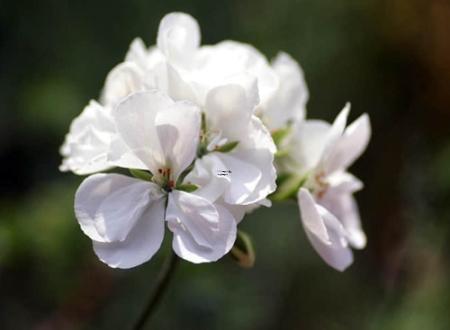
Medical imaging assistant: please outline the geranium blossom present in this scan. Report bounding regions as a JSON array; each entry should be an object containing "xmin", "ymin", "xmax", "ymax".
[
  {"xmin": 75, "ymin": 91, "xmax": 238, "ymax": 268},
  {"xmin": 288, "ymin": 105, "xmax": 371, "ymax": 270},
  {"xmin": 60, "ymin": 11, "xmax": 371, "ymax": 272}
]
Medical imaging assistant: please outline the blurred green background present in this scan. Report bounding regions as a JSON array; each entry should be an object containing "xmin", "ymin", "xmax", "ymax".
[{"xmin": 1, "ymin": 0, "xmax": 450, "ymax": 329}]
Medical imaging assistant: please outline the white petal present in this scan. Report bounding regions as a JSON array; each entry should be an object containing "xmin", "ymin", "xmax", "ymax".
[
  {"xmin": 93, "ymin": 196, "xmax": 166, "ymax": 269},
  {"xmin": 107, "ymin": 137, "xmax": 148, "ymax": 170},
  {"xmin": 319, "ymin": 192, "xmax": 366, "ymax": 249},
  {"xmin": 215, "ymin": 153, "xmax": 262, "ymax": 205},
  {"xmin": 205, "ymin": 84, "xmax": 254, "ymax": 140},
  {"xmin": 59, "ymin": 100, "xmax": 114, "ymax": 175},
  {"xmin": 263, "ymin": 52, "xmax": 309, "ymax": 130},
  {"xmin": 166, "ymin": 64, "xmax": 198, "ymax": 103},
  {"xmin": 124, "ymin": 38, "xmax": 149, "ymax": 69},
  {"xmin": 168, "ymin": 192, "xmax": 237, "ymax": 263},
  {"xmin": 155, "ymin": 100, "xmax": 201, "ymax": 178},
  {"xmin": 298, "ymin": 188, "xmax": 353, "ymax": 271},
  {"xmin": 75, "ymin": 173, "xmax": 163, "ymax": 243},
  {"xmin": 298, "ymin": 189, "xmax": 330, "ymax": 243},
  {"xmin": 195, "ymin": 41, "xmax": 278, "ymax": 104},
  {"xmin": 320, "ymin": 103, "xmax": 350, "ymax": 171},
  {"xmin": 224, "ymin": 148, "xmax": 277, "ymax": 204},
  {"xmin": 325, "ymin": 114, "xmax": 371, "ymax": 173},
  {"xmin": 100, "ymin": 62, "xmax": 146, "ymax": 107},
  {"xmin": 284, "ymin": 119, "xmax": 331, "ymax": 174},
  {"xmin": 327, "ymin": 172, "xmax": 363, "ymax": 194},
  {"xmin": 157, "ymin": 12, "xmax": 200, "ymax": 65},
  {"xmin": 184, "ymin": 154, "xmax": 231, "ymax": 203},
  {"xmin": 112, "ymin": 90, "xmax": 172, "ymax": 173},
  {"xmin": 166, "ymin": 190, "xmax": 219, "ymax": 249}
]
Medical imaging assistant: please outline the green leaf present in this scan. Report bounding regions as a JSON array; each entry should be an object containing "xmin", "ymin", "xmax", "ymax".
[
  {"xmin": 215, "ymin": 141, "xmax": 239, "ymax": 153},
  {"xmin": 229, "ymin": 230, "xmax": 255, "ymax": 268},
  {"xmin": 176, "ymin": 183, "xmax": 199, "ymax": 192},
  {"xmin": 270, "ymin": 173, "xmax": 307, "ymax": 201},
  {"xmin": 129, "ymin": 169, "xmax": 153, "ymax": 181}
]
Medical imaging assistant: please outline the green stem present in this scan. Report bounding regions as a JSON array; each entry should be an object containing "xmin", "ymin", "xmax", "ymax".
[{"xmin": 132, "ymin": 251, "xmax": 179, "ymax": 330}]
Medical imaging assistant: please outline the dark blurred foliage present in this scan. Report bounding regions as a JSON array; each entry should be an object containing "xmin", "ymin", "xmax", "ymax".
[{"xmin": 1, "ymin": 0, "xmax": 450, "ymax": 329}]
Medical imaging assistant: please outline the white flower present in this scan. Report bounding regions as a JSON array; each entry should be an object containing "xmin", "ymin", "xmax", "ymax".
[
  {"xmin": 289, "ymin": 104, "xmax": 371, "ymax": 271},
  {"xmin": 75, "ymin": 91, "xmax": 238, "ymax": 268},
  {"xmin": 154, "ymin": 13, "xmax": 278, "ymax": 207},
  {"xmin": 154, "ymin": 12, "xmax": 277, "ymax": 107},
  {"xmin": 59, "ymin": 62, "xmax": 149, "ymax": 175}
]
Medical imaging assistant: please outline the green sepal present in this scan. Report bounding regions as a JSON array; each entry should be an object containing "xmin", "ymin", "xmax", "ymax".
[
  {"xmin": 275, "ymin": 148, "xmax": 290, "ymax": 158},
  {"xmin": 229, "ymin": 230, "xmax": 255, "ymax": 268},
  {"xmin": 215, "ymin": 141, "xmax": 239, "ymax": 153},
  {"xmin": 176, "ymin": 183, "xmax": 199, "ymax": 192},
  {"xmin": 270, "ymin": 173, "xmax": 307, "ymax": 201},
  {"xmin": 129, "ymin": 169, "xmax": 153, "ymax": 181},
  {"xmin": 271, "ymin": 125, "xmax": 292, "ymax": 146}
]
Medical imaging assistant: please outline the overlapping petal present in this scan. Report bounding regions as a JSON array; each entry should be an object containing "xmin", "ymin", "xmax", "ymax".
[
  {"xmin": 167, "ymin": 191, "xmax": 237, "ymax": 263},
  {"xmin": 74, "ymin": 173, "xmax": 164, "ymax": 242},
  {"xmin": 298, "ymin": 188, "xmax": 353, "ymax": 271},
  {"xmin": 93, "ymin": 197, "xmax": 166, "ymax": 269},
  {"xmin": 111, "ymin": 90, "xmax": 201, "ymax": 178}
]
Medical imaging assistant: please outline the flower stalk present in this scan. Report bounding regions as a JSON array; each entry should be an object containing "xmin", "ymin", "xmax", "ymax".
[{"xmin": 132, "ymin": 251, "xmax": 179, "ymax": 330}]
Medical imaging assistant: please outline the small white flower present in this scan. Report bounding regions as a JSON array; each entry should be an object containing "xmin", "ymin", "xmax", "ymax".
[
  {"xmin": 289, "ymin": 104, "xmax": 371, "ymax": 270},
  {"xmin": 75, "ymin": 91, "xmax": 238, "ymax": 268}
]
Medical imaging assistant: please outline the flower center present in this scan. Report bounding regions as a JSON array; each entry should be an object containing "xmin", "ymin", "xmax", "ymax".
[
  {"xmin": 157, "ymin": 167, "xmax": 175, "ymax": 192},
  {"xmin": 313, "ymin": 171, "xmax": 329, "ymax": 199}
]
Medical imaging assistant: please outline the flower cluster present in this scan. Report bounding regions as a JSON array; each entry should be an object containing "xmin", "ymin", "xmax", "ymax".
[{"xmin": 60, "ymin": 12, "xmax": 370, "ymax": 271}]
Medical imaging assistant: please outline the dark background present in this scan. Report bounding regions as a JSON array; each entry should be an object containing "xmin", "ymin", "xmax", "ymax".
[{"xmin": 1, "ymin": 0, "xmax": 450, "ymax": 329}]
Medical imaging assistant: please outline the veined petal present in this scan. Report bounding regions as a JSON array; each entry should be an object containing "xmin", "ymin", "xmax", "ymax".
[
  {"xmin": 325, "ymin": 113, "xmax": 371, "ymax": 174},
  {"xmin": 298, "ymin": 188, "xmax": 353, "ymax": 271},
  {"xmin": 166, "ymin": 190, "xmax": 219, "ymax": 249},
  {"xmin": 112, "ymin": 90, "xmax": 173, "ymax": 173},
  {"xmin": 75, "ymin": 173, "xmax": 164, "ymax": 243},
  {"xmin": 93, "ymin": 197, "xmax": 166, "ymax": 269},
  {"xmin": 155, "ymin": 100, "xmax": 201, "ymax": 178},
  {"xmin": 157, "ymin": 12, "xmax": 200, "ymax": 65},
  {"xmin": 169, "ymin": 196, "xmax": 237, "ymax": 263},
  {"xmin": 107, "ymin": 137, "xmax": 148, "ymax": 170}
]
